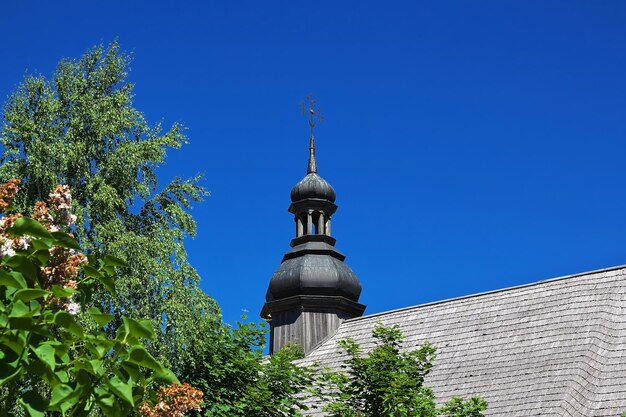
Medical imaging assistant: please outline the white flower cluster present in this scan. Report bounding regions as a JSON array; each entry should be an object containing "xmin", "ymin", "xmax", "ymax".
[
  {"xmin": 0, "ymin": 215, "xmax": 29, "ymax": 258},
  {"xmin": 46, "ymin": 185, "xmax": 77, "ymax": 231},
  {"xmin": 66, "ymin": 301, "xmax": 81, "ymax": 315},
  {"xmin": 0, "ymin": 181, "xmax": 86, "ymax": 315},
  {"xmin": 0, "ymin": 238, "xmax": 15, "ymax": 258}
]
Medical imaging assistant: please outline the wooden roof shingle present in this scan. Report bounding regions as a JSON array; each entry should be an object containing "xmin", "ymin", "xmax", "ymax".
[{"xmin": 299, "ymin": 265, "xmax": 626, "ymax": 417}]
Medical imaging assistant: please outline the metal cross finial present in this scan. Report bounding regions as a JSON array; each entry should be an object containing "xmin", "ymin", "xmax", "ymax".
[
  {"xmin": 300, "ymin": 94, "xmax": 323, "ymax": 174},
  {"xmin": 300, "ymin": 93, "xmax": 324, "ymax": 137}
]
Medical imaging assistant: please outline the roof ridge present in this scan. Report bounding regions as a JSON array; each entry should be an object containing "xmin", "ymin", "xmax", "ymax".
[{"xmin": 346, "ymin": 263, "xmax": 626, "ymax": 323}]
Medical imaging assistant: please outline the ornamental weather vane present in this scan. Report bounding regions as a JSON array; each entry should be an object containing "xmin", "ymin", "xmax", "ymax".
[{"xmin": 300, "ymin": 93, "xmax": 324, "ymax": 137}]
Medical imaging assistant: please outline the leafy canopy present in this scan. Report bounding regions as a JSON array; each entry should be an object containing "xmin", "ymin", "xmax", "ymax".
[
  {"xmin": 0, "ymin": 40, "xmax": 214, "ymax": 374},
  {"xmin": 186, "ymin": 318, "xmax": 314, "ymax": 417},
  {"xmin": 319, "ymin": 323, "xmax": 488, "ymax": 417},
  {"xmin": 0, "ymin": 40, "xmax": 318, "ymax": 416}
]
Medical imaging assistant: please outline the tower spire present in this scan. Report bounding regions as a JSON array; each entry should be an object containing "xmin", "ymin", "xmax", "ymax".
[{"xmin": 308, "ymin": 135, "xmax": 317, "ymax": 174}]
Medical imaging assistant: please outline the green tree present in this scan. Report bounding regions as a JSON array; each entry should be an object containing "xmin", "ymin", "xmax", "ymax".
[
  {"xmin": 0, "ymin": 41, "xmax": 316, "ymax": 416},
  {"xmin": 186, "ymin": 319, "xmax": 314, "ymax": 417},
  {"xmin": 0, "ymin": 40, "xmax": 214, "ymax": 375},
  {"xmin": 318, "ymin": 323, "xmax": 487, "ymax": 417}
]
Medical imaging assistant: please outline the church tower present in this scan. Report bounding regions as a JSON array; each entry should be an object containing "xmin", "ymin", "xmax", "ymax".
[{"xmin": 261, "ymin": 106, "xmax": 366, "ymax": 355}]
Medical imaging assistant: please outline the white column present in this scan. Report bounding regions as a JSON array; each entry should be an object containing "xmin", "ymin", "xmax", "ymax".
[
  {"xmin": 297, "ymin": 217, "xmax": 304, "ymax": 237},
  {"xmin": 325, "ymin": 217, "xmax": 331, "ymax": 236},
  {"xmin": 306, "ymin": 211, "xmax": 313, "ymax": 235},
  {"xmin": 317, "ymin": 212, "xmax": 325, "ymax": 235}
]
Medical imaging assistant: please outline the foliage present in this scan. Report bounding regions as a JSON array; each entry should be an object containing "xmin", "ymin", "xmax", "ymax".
[
  {"xmin": 0, "ymin": 180, "xmax": 178, "ymax": 417},
  {"xmin": 0, "ymin": 40, "xmax": 318, "ymax": 416},
  {"xmin": 184, "ymin": 317, "xmax": 314, "ymax": 417},
  {"xmin": 0, "ymin": 39, "xmax": 215, "ymax": 375},
  {"xmin": 318, "ymin": 323, "xmax": 487, "ymax": 417},
  {"xmin": 438, "ymin": 397, "xmax": 489, "ymax": 417}
]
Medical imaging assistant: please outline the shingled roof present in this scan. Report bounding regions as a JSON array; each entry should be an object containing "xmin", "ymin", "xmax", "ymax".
[{"xmin": 299, "ymin": 265, "xmax": 626, "ymax": 416}]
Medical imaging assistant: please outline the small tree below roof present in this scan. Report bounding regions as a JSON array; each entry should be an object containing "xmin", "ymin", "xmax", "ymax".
[{"xmin": 316, "ymin": 323, "xmax": 487, "ymax": 417}]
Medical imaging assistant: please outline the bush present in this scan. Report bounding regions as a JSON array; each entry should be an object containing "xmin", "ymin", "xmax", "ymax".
[{"xmin": 0, "ymin": 179, "xmax": 186, "ymax": 417}]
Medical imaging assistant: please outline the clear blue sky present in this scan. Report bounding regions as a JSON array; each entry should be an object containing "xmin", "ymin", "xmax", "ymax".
[{"xmin": 2, "ymin": 1, "xmax": 626, "ymax": 325}]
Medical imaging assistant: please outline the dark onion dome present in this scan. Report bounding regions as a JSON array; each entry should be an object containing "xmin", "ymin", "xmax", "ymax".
[
  {"xmin": 290, "ymin": 173, "xmax": 336, "ymax": 203},
  {"xmin": 266, "ymin": 240, "xmax": 362, "ymax": 302},
  {"xmin": 267, "ymin": 134, "xmax": 361, "ymax": 303}
]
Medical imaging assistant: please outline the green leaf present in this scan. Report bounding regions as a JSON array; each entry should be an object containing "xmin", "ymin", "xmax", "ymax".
[
  {"xmin": 87, "ymin": 336, "xmax": 116, "ymax": 359},
  {"xmin": 1, "ymin": 331, "xmax": 27, "ymax": 355},
  {"xmin": 4, "ymin": 255, "xmax": 38, "ymax": 282},
  {"xmin": 120, "ymin": 361, "xmax": 142, "ymax": 381},
  {"xmin": 8, "ymin": 317, "xmax": 39, "ymax": 331},
  {"xmin": 106, "ymin": 375, "xmax": 134, "ymax": 406},
  {"xmin": 54, "ymin": 369, "xmax": 69, "ymax": 383},
  {"xmin": 9, "ymin": 300, "xmax": 31, "ymax": 317},
  {"xmin": 56, "ymin": 346, "xmax": 71, "ymax": 364},
  {"xmin": 0, "ymin": 346, "xmax": 24, "ymax": 384},
  {"xmin": 51, "ymin": 231, "xmax": 81, "ymax": 250},
  {"xmin": 74, "ymin": 359, "xmax": 95, "ymax": 375},
  {"xmin": 83, "ymin": 265, "xmax": 117, "ymax": 294},
  {"xmin": 96, "ymin": 393, "xmax": 121, "ymax": 417},
  {"xmin": 19, "ymin": 390, "xmax": 48, "ymax": 417},
  {"xmin": 126, "ymin": 345, "xmax": 163, "ymax": 371},
  {"xmin": 123, "ymin": 317, "xmax": 154, "ymax": 340},
  {"xmin": 13, "ymin": 288, "xmax": 50, "ymax": 302},
  {"xmin": 103, "ymin": 255, "xmax": 128, "ymax": 267},
  {"xmin": 30, "ymin": 238, "xmax": 52, "ymax": 250},
  {"xmin": 75, "ymin": 368, "xmax": 93, "ymax": 388},
  {"xmin": 152, "ymin": 368, "xmax": 179, "ymax": 384},
  {"xmin": 7, "ymin": 217, "xmax": 53, "ymax": 239},
  {"xmin": 26, "ymin": 359, "xmax": 55, "ymax": 382},
  {"xmin": 51, "ymin": 285, "xmax": 75, "ymax": 298},
  {"xmin": 87, "ymin": 307, "xmax": 114, "ymax": 327},
  {"xmin": 0, "ymin": 367, "xmax": 23, "ymax": 385},
  {"xmin": 54, "ymin": 311, "xmax": 84, "ymax": 337},
  {"xmin": 0, "ymin": 269, "xmax": 26, "ymax": 288},
  {"xmin": 49, "ymin": 385, "xmax": 72, "ymax": 405},
  {"xmin": 34, "ymin": 344, "xmax": 56, "ymax": 370},
  {"xmin": 83, "ymin": 265, "xmax": 103, "ymax": 278},
  {"xmin": 31, "ymin": 249, "xmax": 50, "ymax": 265},
  {"xmin": 49, "ymin": 384, "xmax": 78, "ymax": 408},
  {"xmin": 99, "ymin": 274, "xmax": 116, "ymax": 295},
  {"xmin": 90, "ymin": 359, "xmax": 105, "ymax": 376},
  {"xmin": 78, "ymin": 280, "xmax": 94, "ymax": 304},
  {"xmin": 102, "ymin": 265, "xmax": 116, "ymax": 275}
]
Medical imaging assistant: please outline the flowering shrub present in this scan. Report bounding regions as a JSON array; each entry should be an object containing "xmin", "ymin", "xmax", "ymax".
[
  {"xmin": 138, "ymin": 383, "xmax": 203, "ymax": 417},
  {"xmin": 0, "ymin": 180, "xmax": 180, "ymax": 417}
]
